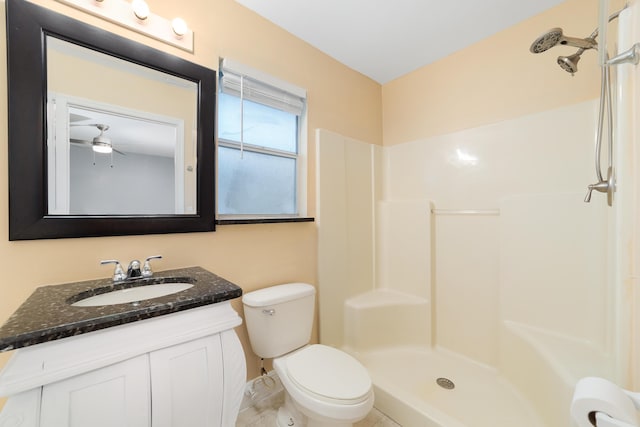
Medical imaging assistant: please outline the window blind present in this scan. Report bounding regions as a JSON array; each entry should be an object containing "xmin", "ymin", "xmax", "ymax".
[{"xmin": 219, "ymin": 58, "xmax": 306, "ymax": 116}]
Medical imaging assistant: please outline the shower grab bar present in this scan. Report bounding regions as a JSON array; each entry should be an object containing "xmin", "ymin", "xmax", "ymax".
[{"xmin": 431, "ymin": 209, "xmax": 500, "ymax": 216}]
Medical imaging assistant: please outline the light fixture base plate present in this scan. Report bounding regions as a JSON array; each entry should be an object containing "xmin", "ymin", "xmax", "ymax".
[{"xmin": 55, "ymin": 0, "xmax": 194, "ymax": 53}]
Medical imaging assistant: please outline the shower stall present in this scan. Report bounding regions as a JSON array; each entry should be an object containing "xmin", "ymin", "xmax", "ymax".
[{"xmin": 316, "ymin": 2, "xmax": 639, "ymax": 426}]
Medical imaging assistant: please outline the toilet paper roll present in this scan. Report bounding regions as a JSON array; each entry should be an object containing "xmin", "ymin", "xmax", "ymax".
[{"xmin": 571, "ymin": 377, "xmax": 639, "ymax": 427}]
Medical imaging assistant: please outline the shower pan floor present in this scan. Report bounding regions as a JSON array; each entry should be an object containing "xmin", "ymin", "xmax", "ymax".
[{"xmin": 355, "ymin": 346, "xmax": 546, "ymax": 427}]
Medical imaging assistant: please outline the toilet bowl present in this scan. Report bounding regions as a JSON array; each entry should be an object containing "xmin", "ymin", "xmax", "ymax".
[
  {"xmin": 242, "ymin": 283, "xmax": 374, "ymax": 427},
  {"xmin": 274, "ymin": 344, "xmax": 374, "ymax": 426}
]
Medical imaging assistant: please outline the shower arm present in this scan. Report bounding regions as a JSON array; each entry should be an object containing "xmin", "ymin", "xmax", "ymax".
[
  {"xmin": 567, "ymin": 9, "xmax": 625, "ymax": 60},
  {"xmin": 558, "ymin": 9, "xmax": 626, "ymax": 76},
  {"xmin": 589, "ymin": 7, "xmax": 624, "ymax": 41}
]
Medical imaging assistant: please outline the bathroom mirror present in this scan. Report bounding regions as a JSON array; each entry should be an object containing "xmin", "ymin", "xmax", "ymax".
[{"xmin": 6, "ymin": 0, "xmax": 216, "ymax": 240}]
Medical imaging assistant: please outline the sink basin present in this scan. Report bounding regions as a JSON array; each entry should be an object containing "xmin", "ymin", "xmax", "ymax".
[{"xmin": 71, "ymin": 282, "xmax": 194, "ymax": 307}]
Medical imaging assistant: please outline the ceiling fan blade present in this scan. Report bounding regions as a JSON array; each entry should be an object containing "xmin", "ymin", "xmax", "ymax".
[
  {"xmin": 113, "ymin": 148, "xmax": 126, "ymax": 156},
  {"xmin": 69, "ymin": 113, "xmax": 92, "ymax": 123},
  {"xmin": 69, "ymin": 138, "xmax": 92, "ymax": 146}
]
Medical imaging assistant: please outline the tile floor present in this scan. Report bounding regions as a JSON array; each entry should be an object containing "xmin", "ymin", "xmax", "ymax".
[
  {"xmin": 236, "ymin": 376, "xmax": 400, "ymax": 427},
  {"xmin": 236, "ymin": 391, "xmax": 400, "ymax": 426}
]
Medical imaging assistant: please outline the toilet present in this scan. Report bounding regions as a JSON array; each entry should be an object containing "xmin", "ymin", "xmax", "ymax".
[{"xmin": 242, "ymin": 283, "xmax": 374, "ymax": 427}]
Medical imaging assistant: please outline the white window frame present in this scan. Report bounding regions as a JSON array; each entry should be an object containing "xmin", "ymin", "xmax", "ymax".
[{"xmin": 217, "ymin": 59, "xmax": 307, "ymax": 220}]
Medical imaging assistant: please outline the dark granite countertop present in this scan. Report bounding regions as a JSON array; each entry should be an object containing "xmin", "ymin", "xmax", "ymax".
[{"xmin": 0, "ymin": 266, "xmax": 242, "ymax": 352}]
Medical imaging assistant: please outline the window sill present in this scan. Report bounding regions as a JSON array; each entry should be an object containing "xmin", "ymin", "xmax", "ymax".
[{"xmin": 216, "ymin": 217, "xmax": 315, "ymax": 225}]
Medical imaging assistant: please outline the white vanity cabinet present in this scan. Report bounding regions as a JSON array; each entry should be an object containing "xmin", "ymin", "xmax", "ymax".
[
  {"xmin": 0, "ymin": 302, "xmax": 246, "ymax": 427},
  {"xmin": 150, "ymin": 334, "xmax": 225, "ymax": 427},
  {"xmin": 40, "ymin": 355, "xmax": 151, "ymax": 427}
]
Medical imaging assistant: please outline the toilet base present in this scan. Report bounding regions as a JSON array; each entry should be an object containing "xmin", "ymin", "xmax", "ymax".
[
  {"xmin": 276, "ymin": 391, "xmax": 355, "ymax": 427},
  {"xmin": 276, "ymin": 406, "xmax": 354, "ymax": 427},
  {"xmin": 306, "ymin": 420, "xmax": 353, "ymax": 427},
  {"xmin": 276, "ymin": 407, "xmax": 301, "ymax": 427},
  {"xmin": 277, "ymin": 392, "xmax": 306, "ymax": 427}
]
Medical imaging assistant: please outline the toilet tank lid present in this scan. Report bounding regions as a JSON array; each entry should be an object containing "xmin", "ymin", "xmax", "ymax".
[{"xmin": 242, "ymin": 283, "xmax": 315, "ymax": 307}]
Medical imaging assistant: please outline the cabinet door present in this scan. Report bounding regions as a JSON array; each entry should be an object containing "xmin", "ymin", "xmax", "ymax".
[
  {"xmin": 40, "ymin": 354, "xmax": 150, "ymax": 427},
  {"xmin": 0, "ymin": 388, "xmax": 42, "ymax": 427},
  {"xmin": 150, "ymin": 335, "xmax": 224, "ymax": 427}
]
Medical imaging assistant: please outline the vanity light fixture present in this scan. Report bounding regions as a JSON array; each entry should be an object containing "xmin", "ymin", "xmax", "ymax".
[{"xmin": 55, "ymin": 0, "xmax": 193, "ymax": 52}]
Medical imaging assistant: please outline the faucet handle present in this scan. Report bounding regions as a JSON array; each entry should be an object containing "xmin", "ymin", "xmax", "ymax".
[
  {"xmin": 100, "ymin": 259, "xmax": 126, "ymax": 282},
  {"xmin": 142, "ymin": 255, "xmax": 163, "ymax": 278}
]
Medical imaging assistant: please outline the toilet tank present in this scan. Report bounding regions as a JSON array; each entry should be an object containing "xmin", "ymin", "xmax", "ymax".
[{"xmin": 242, "ymin": 283, "xmax": 315, "ymax": 359}]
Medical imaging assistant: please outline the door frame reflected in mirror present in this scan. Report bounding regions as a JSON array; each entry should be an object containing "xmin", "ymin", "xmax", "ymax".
[{"xmin": 48, "ymin": 95, "xmax": 189, "ymax": 216}]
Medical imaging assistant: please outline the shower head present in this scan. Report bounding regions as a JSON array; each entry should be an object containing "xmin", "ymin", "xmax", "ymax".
[
  {"xmin": 530, "ymin": 8, "xmax": 625, "ymax": 74},
  {"xmin": 557, "ymin": 50, "xmax": 584, "ymax": 75},
  {"xmin": 529, "ymin": 28, "xmax": 597, "ymax": 53}
]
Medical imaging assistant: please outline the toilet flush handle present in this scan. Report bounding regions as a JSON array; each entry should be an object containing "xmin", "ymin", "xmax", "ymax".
[{"xmin": 262, "ymin": 309, "xmax": 275, "ymax": 316}]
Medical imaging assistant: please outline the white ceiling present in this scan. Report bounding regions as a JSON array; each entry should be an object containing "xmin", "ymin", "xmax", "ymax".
[
  {"xmin": 69, "ymin": 108, "xmax": 178, "ymax": 158},
  {"xmin": 234, "ymin": 0, "xmax": 566, "ymax": 84}
]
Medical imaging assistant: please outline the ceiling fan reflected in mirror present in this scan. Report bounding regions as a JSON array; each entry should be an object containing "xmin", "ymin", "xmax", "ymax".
[{"xmin": 69, "ymin": 123, "xmax": 126, "ymax": 155}]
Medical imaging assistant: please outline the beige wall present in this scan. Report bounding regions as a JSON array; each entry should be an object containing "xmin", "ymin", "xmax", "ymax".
[
  {"xmin": 382, "ymin": 0, "xmax": 605, "ymax": 146},
  {"xmin": 0, "ymin": 0, "xmax": 382, "ymax": 408}
]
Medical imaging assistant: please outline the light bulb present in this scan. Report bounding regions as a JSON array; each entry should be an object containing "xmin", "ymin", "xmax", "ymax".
[
  {"xmin": 92, "ymin": 142, "xmax": 113, "ymax": 154},
  {"xmin": 172, "ymin": 17, "xmax": 188, "ymax": 37},
  {"xmin": 131, "ymin": 0, "xmax": 150, "ymax": 20}
]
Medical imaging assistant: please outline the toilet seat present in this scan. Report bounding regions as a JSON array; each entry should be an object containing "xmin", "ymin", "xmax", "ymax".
[{"xmin": 284, "ymin": 344, "xmax": 371, "ymax": 405}]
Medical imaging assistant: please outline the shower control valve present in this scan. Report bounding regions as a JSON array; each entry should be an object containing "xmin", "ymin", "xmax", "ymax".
[{"xmin": 584, "ymin": 167, "xmax": 615, "ymax": 206}]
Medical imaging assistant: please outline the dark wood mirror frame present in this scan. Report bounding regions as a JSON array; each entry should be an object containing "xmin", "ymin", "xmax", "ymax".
[{"xmin": 6, "ymin": 0, "xmax": 216, "ymax": 240}]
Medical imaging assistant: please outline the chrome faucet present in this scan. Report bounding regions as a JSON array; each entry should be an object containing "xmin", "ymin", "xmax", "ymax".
[
  {"xmin": 101, "ymin": 255, "xmax": 163, "ymax": 282},
  {"xmin": 126, "ymin": 260, "xmax": 142, "ymax": 279}
]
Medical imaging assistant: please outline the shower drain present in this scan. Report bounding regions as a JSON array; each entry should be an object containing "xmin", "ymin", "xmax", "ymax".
[{"xmin": 436, "ymin": 377, "xmax": 455, "ymax": 390}]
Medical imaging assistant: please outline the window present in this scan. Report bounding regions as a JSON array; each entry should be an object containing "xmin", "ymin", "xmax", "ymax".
[{"xmin": 217, "ymin": 59, "xmax": 307, "ymax": 219}]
